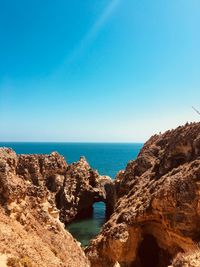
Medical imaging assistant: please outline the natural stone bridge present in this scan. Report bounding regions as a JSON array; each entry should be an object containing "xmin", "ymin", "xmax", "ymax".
[
  {"xmin": 15, "ymin": 152, "xmax": 115, "ymax": 224},
  {"xmin": 55, "ymin": 156, "xmax": 116, "ymax": 223}
]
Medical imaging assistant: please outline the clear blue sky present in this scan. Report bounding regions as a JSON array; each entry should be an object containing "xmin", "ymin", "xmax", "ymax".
[{"xmin": 0, "ymin": 0, "xmax": 199, "ymax": 142}]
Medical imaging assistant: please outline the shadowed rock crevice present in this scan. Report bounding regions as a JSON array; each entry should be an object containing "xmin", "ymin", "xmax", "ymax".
[
  {"xmin": 132, "ymin": 235, "xmax": 171, "ymax": 267},
  {"xmin": 137, "ymin": 235, "xmax": 160, "ymax": 267}
]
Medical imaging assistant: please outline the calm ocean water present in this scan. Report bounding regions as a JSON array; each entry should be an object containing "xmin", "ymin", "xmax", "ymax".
[{"xmin": 0, "ymin": 142, "xmax": 142, "ymax": 246}]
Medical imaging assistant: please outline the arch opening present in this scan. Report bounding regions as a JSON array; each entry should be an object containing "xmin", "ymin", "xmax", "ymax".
[
  {"xmin": 67, "ymin": 201, "xmax": 106, "ymax": 247},
  {"xmin": 132, "ymin": 234, "xmax": 171, "ymax": 267},
  {"xmin": 138, "ymin": 235, "xmax": 160, "ymax": 267},
  {"xmin": 93, "ymin": 201, "xmax": 106, "ymax": 224}
]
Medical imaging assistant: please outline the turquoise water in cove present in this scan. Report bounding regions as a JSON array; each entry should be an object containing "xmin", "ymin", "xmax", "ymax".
[{"xmin": 0, "ymin": 142, "xmax": 142, "ymax": 246}]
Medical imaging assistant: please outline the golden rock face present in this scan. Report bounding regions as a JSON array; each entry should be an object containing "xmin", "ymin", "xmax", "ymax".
[
  {"xmin": 0, "ymin": 146, "xmax": 115, "ymax": 266},
  {"xmin": 86, "ymin": 122, "xmax": 200, "ymax": 267},
  {"xmin": 1, "ymin": 122, "xmax": 200, "ymax": 267},
  {"xmin": 0, "ymin": 148, "xmax": 90, "ymax": 267}
]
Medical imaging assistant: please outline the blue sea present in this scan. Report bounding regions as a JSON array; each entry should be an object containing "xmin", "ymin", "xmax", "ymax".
[{"xmin": 0, "ymin": 142, "xmax": 142, "ymax": 246}]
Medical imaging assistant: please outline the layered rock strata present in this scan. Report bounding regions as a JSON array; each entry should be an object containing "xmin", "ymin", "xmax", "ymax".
[{"xmin": 86, "ymin": 122, "xmax": 200, "ymax": 267}]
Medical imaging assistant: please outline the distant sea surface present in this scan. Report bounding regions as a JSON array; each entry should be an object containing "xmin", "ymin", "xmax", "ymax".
[{"xmin": 0, "ymin": 142, "xmax": 143, "ymax": 246}]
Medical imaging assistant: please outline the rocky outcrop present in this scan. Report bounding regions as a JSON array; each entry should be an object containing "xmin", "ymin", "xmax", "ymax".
[
  {"xmin": 17, "ymin": 151, "xmax": 67, "ymax": 189},
  {"xmin": 0, "ymin": 148, "xmax": 89, "ymax": 267},
  {"xmin": 86, "ymin": 122, "xmax": 200, "ymax": 267},
  {"xmin": 0, "ymin": 147, "xmax": 114, "ymax": 222},
  {"xmin": 56, "ymin": 156, "xmax": 115, "ymax": 223},
  {"xmin": 0, "ymin": 148, "xmax": 113, "ymax": 266}
]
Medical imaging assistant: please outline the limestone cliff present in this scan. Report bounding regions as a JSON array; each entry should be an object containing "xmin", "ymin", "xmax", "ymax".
[
  {"xmin": 0, "ymin": 146, "xmax": 114, "ymax": 266},
  {"xmin": 86, "ymin": 122, "xmax": 200, "ymax": 267},
  {"xmin": 0, "ymin": 148, "xmax": 90, "ymax": 266},
  {"xmin": 0, "ymin": 147, "xmax": 113, "ymax": 223}
]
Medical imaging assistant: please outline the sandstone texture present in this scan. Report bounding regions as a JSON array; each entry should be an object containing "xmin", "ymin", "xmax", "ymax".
[
  {"xmin": 0, "ymin": 148, "xmax": 114, "ymax": 266},
  {"xmin": 86, "ymin": 122, "xmax": 200, "ymax": 267},
  {"xmin": 170, "ymin": 248, "xmax": 200, "ymax": 267},
  {"xmin": 0, "ymin": 148, "xmax": 90, "ymax": 266}
]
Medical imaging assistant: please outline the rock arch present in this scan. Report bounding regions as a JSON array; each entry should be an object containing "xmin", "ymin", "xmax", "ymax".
[{"xmin": 55, "ymin": 157, "xmax": 116, "ymax": 224}]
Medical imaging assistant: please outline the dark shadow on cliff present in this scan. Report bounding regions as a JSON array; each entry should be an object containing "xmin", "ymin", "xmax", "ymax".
[{"xmin": 132, "ymin": 235, "xmax": 171, "ymax": 267}]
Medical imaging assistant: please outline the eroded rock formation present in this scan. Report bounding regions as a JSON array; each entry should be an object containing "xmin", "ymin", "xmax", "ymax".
[
  {"xmin": 56, "ymin": 156, "xmax": 115, "ymax": 223},
  {"xmin": 1, "ymin": 122, "xmax": 200, "ymax": 267},
  {"xmin": 86, "ymin": 122, "xmax": 200, "ymax": 267},
  {"xmin": 0, "ymin": 148, "xmax": 113, "ymax": 266},
  {"xmin": 0, "ymin": 148, "xmax": 89, "ymax": 267}
]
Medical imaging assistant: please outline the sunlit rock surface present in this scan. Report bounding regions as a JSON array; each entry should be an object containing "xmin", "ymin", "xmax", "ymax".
[
  {"xmin": 56, "ymin": 156, "xmax": 115, "ymax": 223},
  {"xmin": 86, "ymin": 122, "xmax": 200, "ymax": 267},
  {"xmin": 0, "ymin": 146, "xmax": 115, "ymax": 266},
  {"xmin": 0, "ymin": 148, "xmax": 89, "ymax": 266}
]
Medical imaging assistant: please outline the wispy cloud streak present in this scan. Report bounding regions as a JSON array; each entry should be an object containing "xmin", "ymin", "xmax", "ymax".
[
  {"xmin": 65, "ymin": 0, "xmax": 121, "ymax": 65},
  {"xmin": 48, "ymin": 0, "xmax": 121, "ymax": 80}
]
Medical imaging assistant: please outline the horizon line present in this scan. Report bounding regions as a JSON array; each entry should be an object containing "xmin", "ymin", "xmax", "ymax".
[{"xmin": 0, "ymin": 141, "xmax": 144, "ymax": 144}]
